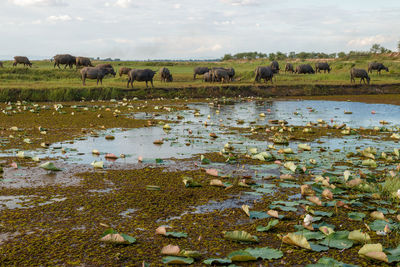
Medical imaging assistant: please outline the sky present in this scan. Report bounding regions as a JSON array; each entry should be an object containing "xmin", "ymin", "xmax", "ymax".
[{"xmin": 0, "ymin": 0, "xmax": 399, "ymax": 60}]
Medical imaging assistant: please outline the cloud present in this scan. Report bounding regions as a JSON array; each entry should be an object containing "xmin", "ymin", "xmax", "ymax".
[
  {"xmin": 173, "ymin": 3, "xmax": 181, "ymax": 9},
  {"xmin": 9, "ymin": 0, "xmax": 67, "ymax": 7},
  {"xmin": 347, "ymin": 35, "xmax": 394, "ymax": 47},
  {"xmin": 46, "ymin": 15, "xmax": 72, "ymax": 22},
  {"xmin": 114, "ymin": 0, "xmax": 134, "ymax": 8},
  {"xmin": 220, "ymin": 0, "xmax": 260, "ymax": 6}
]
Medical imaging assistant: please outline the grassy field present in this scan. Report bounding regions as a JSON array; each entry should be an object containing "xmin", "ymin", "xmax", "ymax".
[{"xmin": 1, "ymin": 56, "xmax": 400, "ymax": 92}]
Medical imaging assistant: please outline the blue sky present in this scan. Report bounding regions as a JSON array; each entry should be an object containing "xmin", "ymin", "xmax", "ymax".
[{"xmin": 0, "ymin": 0, "xmax": 398, "ymax": 60}]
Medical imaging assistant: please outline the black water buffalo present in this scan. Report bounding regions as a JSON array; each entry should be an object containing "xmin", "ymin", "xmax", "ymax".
[
  {"xmin": 368, "ymin": 62, "xmax": 389, "ymax": 75},
  {"xmin": 127, "ymin": 69, "xmax": 157, "ymax": 88},
  {"xmin": 119, "ymin": 67, "xmax": 131, "ymax": 77},
  {"xmin": 315, "ymin": 62, "xmax": 331, "ymax": 73},
  {"xmin": 76, "ymin": 57, "xmax": 93, "ymax": 68},
  {"xmin": 95, "ymin": 64, "xmax": 116, "ymax": 77},
  {"xmin": 350, "ymin": 68, "xmax": 370, "ymax": 85},
  {"xmin": 254, "ymin": 66, "xmax": 274, "ymax": 84},
  {"xmin": 285, "ymin": 63, "xmax": 294, "ymax": 73},
  {"xmin": 13, "ymin": 56, "xmax": 32, "ymax": 67},
  {"xmin": 53, "ymin": 54, "xmax": 76, "ymax": 69},
  {"xmin": 270, "ymin": 61, "xmax": 280, "ymax": 74},
  {"xmin": 193, "ymin": 67, "xmax": 210, "ymax": 79},
  {"xmin": 160, "ymin": 67, "xmax": 173, "ymax": 82},
  {"xmin": 211, "ymin": 68, "xmax": 230, "ymax": 83},
  {"xmin": 80, "ymin": 67, "xmax": 115, "ymax": 86},
  {"xmin": 295, "ymin": 64, "xmax": 315, "ymax": 74}
]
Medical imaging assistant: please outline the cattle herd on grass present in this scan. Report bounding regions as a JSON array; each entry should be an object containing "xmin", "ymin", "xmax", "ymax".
[{"xmin": 0, "ymin": 54, "xmax": 392, "ymax": 87}]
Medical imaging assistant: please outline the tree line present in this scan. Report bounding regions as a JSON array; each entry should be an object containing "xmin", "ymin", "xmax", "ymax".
[{"xmin": 222, "ymin": 43, "xmax": 397, "ymax": 61}]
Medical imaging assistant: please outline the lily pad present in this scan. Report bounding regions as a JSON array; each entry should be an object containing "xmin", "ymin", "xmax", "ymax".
[
  {"xmin": 203, "ymin": 258, "xmax": 232, "ymax": 265},
  {"xmin": 162, "ymin": 256, "xmax": 194, "ymax": 265},
  {"xmin": 224, "ymin": 231, "xmax": 259, "ymax": 243},
  {"xmin": 256, "ymin": 219, "xmax": 279, "ymax": 232},
  {"xmin": 348, "ymin": 212, "xmax": 366, "ymax": 221},
  {"xmin": 99, "ymin": 229, "xmax": 136, "ymax": 244},
  {"xmin": 39, "ymin": 162, "xmax": 62, "ymax": 171}
]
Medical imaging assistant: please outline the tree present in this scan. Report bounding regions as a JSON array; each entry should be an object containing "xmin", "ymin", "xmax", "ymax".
[
  {"xmin": 222, "ymin": 54, "xmax": 233, "ymax": 61},
  {"xmin": 338, "ymin": 52, "xmax": 346, "ymax": 58},
  {"xmin": 398, "ymin": 41, "xmax": 400, "ymax": 52},
  {"xmin": 370, "ymin": 43, "xmax": 381, "ymax": 53},
  {"xmin": 268, "ymin": 53, "xmax": 276, "ymax": 61},
  {"xmin": 288, "ymin": 51, "xmax": 296, "ymax": 59}
]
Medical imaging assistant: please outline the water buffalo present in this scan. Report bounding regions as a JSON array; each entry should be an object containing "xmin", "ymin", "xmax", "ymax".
[
  {"xmin": 13, "ymin": 56, "xmax": 32, "ymax": 67},
  {"xmin": 160, "ymin": 67, "xmax": 173, "ymax": 82},
  {"xmin": 225, "ymin": 67, "xmax": 235, "ymax": 82},
  {"xmin": 254, "ymin": 66, "xmax": 274, "ymax": 84},
  {"xmin": 119, "ymin": 67, "xmax": 131, "ymax": 77},
  {"xmin": 315, "ymin": 62, "xmax": 331, "ymax": 73},
  {"xmin": 53, "ymin": 54, "xmax": 76, "ymax": 69},
  {"xmin": 211, "ymin": 68, "xmax": 230, "ymax": 83},
  {"xmin": 193, "ymin": 67, "xmax": 210, "ymax": 79},
  {"xmin": 350, "ymin": 68, "xmax": 370, "ymax": 85},
  {"xmin": 96, "ymin": 64, "xmax": 116, "ymax": 77},
  {"xmin": 368, "ymin": 62, "xmax": 389, "ymax": 75},
  {"xmin": 127, "ymin": 69, "xmax": 157, "ymax": 88},
  {"xmin": 270, "ymin": 61, "xmax": 280, "ymax": 74},
  {"xmin": 285, "ymin": 63, "xmax": 294, "ymax": 73},
  {"xmin": 203, "ymin": 71, "xmax": 212, "ymax": 82},
  {"xmin": 80, "ymin": 67, "xmax": 115, "ymax": 86},
  {"xmin": 0, "ymin": 61, "xmax": 3, "ymax": 68},
  {"xmin": 295, "ymin": 64, "xmax": 315, "ymax": 74},
  {"xmin": 76, "ymin": 57, "xmax": 93, "ymax": 68}
]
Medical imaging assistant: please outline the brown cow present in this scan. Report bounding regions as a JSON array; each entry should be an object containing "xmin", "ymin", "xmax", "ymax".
[
  {"xmin": 13, "ymin": 56, "xmax": 32, "ymax": 67},
  {"xmin": 76, "ymin": 57, "xmax": 93, "ymax": 68},
  {"xmin": 119, "ymin": 67, "xmax": 132, "ymax": 77}
]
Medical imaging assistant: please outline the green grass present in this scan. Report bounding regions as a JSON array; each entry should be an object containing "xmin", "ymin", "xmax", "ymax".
[
  {"xmin": 0, "ymin": 56, "xmax": 399, "ymax": 101},
  {"xmin": 380, "ymin": 175, "xmax": 400, "ymax": 201}
]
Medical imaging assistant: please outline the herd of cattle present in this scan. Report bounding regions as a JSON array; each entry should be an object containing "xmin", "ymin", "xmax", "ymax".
[{"xmin": 0, "ymin": 54, "xmax": 391, "ymax": 87}]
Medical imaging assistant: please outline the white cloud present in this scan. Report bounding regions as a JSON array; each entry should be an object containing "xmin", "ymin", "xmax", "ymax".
[
  {"xmin": 347, "ymin": 35, "xmax": 393, "ymax": 47},
  {"xmin": 46, "ymin": 15, "xmax": 72, "ymax": 22},
  {"xmin": 114, "ymin": 0, "xmax": 134, "ymax": 8},
  {"xmin": 173, "ymin": 3, "xmax": 181, "ymax": 9},
  {"xmin": 220, "ymin": 0, "xmax": 260, "ymax": 6},
  {"xmin": 9, "ymin": 0, "xmax": 66, "ymax": 7}
]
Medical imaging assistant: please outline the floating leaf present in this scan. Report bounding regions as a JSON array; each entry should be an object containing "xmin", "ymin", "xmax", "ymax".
[
  {"xmin": 256, "ymin": 219, "xmax": 279, "ymax": 232},
  {"xmin": 298, "ymin": 143, "xmax": 311, "ymax": 151},
  {"xmin": 227, "ymin": 250, "xmax": 256, "ymax": 261},
  {"xmin": 91, "ymin": 161, "xmax": 104, "ymax": 169},
  {"xmin": 282, "ymin": 233, "xmax": 311, "ymax": 250},
  {"xmin": 359, "ymin": 243, "xmax": 388, "ymax": 263},
  {"xmin": 100, "ymin": 229, "xmax": 136, "ymax": 244},
  {"xmin": 319, "ymin": 232, "xmax": 353, "ymax": 249},
  {"xmin": 314, "ymin": 211, "xmax": 333, "ymax": 217},
  {"xmin": 348, "ymin": 212, "xmax": 366, "ymax": 221},
  {"xmin": 370, "ymin": 211, "xmax": 385, "ymax": 220},
  {"xmin": 319, "ymin": 226, "xmax": 335, "ymax": 236},
  {"xmin": 206, "ymin": 169, "xmax": 218, "ymax": 177},
  {"xmin": 284, "ymin": 162, "xmax": 297, "ymax": 172},
  {"xmin": 224, "ymin": 231, "xmax": 259, "ymax": 243},
  {"xmin": 162, "ymin": 256, "xmax": 194, "ymax": 265},
  {"xmin": 39, "ymin": 161, "xmax": 62, "ymax": 171},
  {"xmin": 243, "ymin": 247, "xmax": 283, "ymax": 260},
  {"xmin": 348, "ymin": 229, "xmax": 371, "ymax": 244},
  {"xmin": 305, "ymin": 257, "xmax": 359, "ymax": 267},
  {"xmin": 146, "ymin": 185, "xmax": 160, "ymax": 190},
  {"xmin": 161, "ymin": 244, "xmax": 180, "ymax": 255},
  {"xmin": 182, "ymin": 177, "xmax": 202, "ymax": 188}
]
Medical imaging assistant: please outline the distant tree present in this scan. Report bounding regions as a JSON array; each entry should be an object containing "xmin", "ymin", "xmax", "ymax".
[
  {"xmin": 222, "ymin": 54, "xmax": 233, "ymax": 61},
  {"xmin": 297, "ymin": 52, "xmax": 309, "ymax": 59},
  {"xmin": 370, "ymin": 43, "xmax": 383, "ymax": 53},
  {"xmin": 398, "ymin": 40, "xmax": 400, "ymax": 52},
  {"xmin": 275, "ymin": 51, "xmax": 287, "ymax": 60},
  {"xmin": 379, "ymin": 46, "xmax": 391, "ymax": 53},
  {"xmin": 338, "ymin": 52, "xmax": 346, "ymax": 58},
  {"xmin": 268, "ymin": 53, "xmax": 276, "ymax": 61},
  {"xmin": 288, "ymin": 51, "xmax": 296, "ymax": 59}
]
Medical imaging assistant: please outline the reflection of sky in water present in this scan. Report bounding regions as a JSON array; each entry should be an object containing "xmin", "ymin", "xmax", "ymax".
[{"xmin": 3, "ymin": 100, "xmax": 400, "ymax": 166}]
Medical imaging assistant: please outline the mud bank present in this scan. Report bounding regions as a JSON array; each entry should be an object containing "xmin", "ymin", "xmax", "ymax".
[{"xmin": 0, "ymin": 83, "xmax": 400, "ymax": 101}]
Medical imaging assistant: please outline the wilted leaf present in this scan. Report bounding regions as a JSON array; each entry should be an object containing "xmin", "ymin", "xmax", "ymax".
[
  {"xmin": 161, "ymin": 244, "xmax": 180, "ymax": 255},
  {"xmin": 100, "ymin": 229, "xmax": 136, "ymax": 244},
  {"xmin": 39, "ymin": 162, "xmax": 61, "ymax": 171},
  {"xmin": 282, "ymin": 233, "xmax": 311, "ymax": 250},
  {"xmin": 348, "ymin": 229, "xmax": 371, "ymax": 244},
  {"xmin": 370, "ymin": 211, "xmax": 385, "ymax": 220},
  {"xmin": 91, "ymin": 161, "xmax": 104, "ymax": 169},
  {"xmin": 206, "ymin": 169, "xmax": 218, "ymax": 176},
  {"xmin": 224, "ymin": 231, "xmax": 259, "ymax": 243}
]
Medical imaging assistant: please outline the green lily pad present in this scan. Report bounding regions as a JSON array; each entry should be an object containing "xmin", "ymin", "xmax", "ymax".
[
  {"xmin": 368, "ymin": 220, "xmax": 394, "ymax": 231},
  {"xmin": 294, "ymin": 230, "xmax": 325, "ymax": 241},
  {"xmin": 162, "ymin": 256, "xmax": 194, "ymax": 264},
  {"xmin": 314, "ymin": 211, "xmax": 333, "ymax": 217},
  {"xmin": 243, "ymin": 247, "xmax": 283, "ymax": 260},
  {"xmin": 228, "ymin": 250, "xmax": 256, "ymax": 261},
  {"xmin": 348, "ymin": 212, "xmax": 366, "ymax": 221},
  {"xmin": 249, "ymin": 211, "xmax": 270, "ymax": 219},
  {"xmin": 269, "ymin": 204, "xmax": 297, "ymax": 212},
  {"xmin": 319, "ymin": 232, "xmax": 353, "ymax": 249},
  {"xmin": 305, "ymin": 256, "xmax": 359, "ymax": 267},
  {"xmin": 39, "ymin": 161, "xmax": 62, "ymax": 171},
  {"xmin": 256, "ymin": 219, "xmax": 279, "ymax": 232},
  {"xmin": 165, "ymin": 231, "xmax": 188, "ymax": 238}
]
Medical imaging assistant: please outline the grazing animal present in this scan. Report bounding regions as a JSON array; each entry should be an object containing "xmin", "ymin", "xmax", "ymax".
[
  {"xmin": 76, "ymin": 57, "xmax": 93, "ymax": 68},
  {"xmin": 203, "ymin": 71, "xmax": 213, "ymax": 82},
  {"xmin": 368, "ymin": 62, "xmax": 389, "ymax": 75},
  {"xmin": 270, "ymin": 61, "xmax": 280, "ymax": 74},
  {"xmin": 254, "ymin": 66, "xmax": 274, "ymax": 84},
  {"xmin": 80, "ymin": 67, "xmax": 114, "ymax": 86},
  {"xmin": 193, "ymin": 67, "xmax": 210, "ymax": 79},
  {"xmin": 295, "ymin": 64, "xmax": 315, "ymax": 74},
  {"xmin": 350, "ymin": 68, "xmax": 370, "ymax": 85},
  {"xmin": 127, "ymin": 69, "xmax": 157, "ymax": 88},
  {"xmin": 315, "ymin": 62, "xmax": 331, "ymax": 73},
  {"xmin": 285, "ymin": 63, "xmax": 294, "ymax": 73},
  {"xmin": 0, "ymin": 61, "xmax": 3, "ymax": 68},
  {"xmin": 210, "ymin": 67, "xmax": 235, "ymax": 82},
  {"xmin": 160, "ymin": 67, "xmax": 173, "ymax": 82},
  {"xmin": 212, "ymin": 68, "xmax": 230, "ymax": 83},
  {"xmin": 13, "ymin": 56, "xmax": 32, "ymax": 67},
  {"xmin": 225, "ymin": 67, "xmax": 235, "ymax": 82},
  {"xmin": 53, "ymin": 54, "xmax": 76, "ymax": 69},
  {"xmin": 95, "ymin": 64, "xmax": 116, "ymax": 77},
  {"xmin": 118, "ymin": 67, "xmax": 131, "ymax": 77}
]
